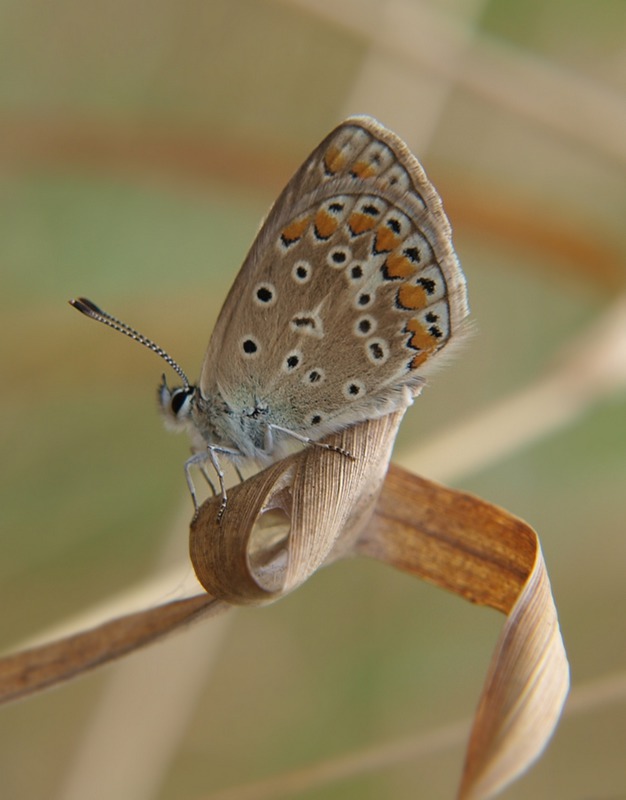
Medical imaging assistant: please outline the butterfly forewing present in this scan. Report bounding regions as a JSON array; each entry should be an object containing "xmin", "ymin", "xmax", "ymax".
[{"xmin": 200, "ymin": 116, "xmax": 469, "ymax": 438}]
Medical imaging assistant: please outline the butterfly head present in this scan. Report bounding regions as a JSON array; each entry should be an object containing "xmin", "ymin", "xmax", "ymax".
[{"xmin": 158, "ymin": 375, "xmax": 197, "ymax": 432}]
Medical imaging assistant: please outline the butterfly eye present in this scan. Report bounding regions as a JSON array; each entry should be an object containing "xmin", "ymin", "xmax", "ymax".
[
  {"xmin": 158, "ymin": 377, "xmax": 195, "ymax": 431},
  {"xmin": 170, "ymin": 387, "xmax": 194, "ymax": 417}
]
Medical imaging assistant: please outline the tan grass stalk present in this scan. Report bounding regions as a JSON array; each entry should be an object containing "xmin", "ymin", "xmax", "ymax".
[{"xmin": 0, "ymin": 410, "xmax": 569, "ymax": 798}]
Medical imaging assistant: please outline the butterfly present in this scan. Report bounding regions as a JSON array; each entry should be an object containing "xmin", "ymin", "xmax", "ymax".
[{"xmin": 71, "ymin": 116, "xmax": 469, "ymax": 517}]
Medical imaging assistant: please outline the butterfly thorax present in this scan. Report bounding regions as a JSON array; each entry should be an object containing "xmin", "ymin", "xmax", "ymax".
[
  {"xmin": 191, "ymin": 388, "xmax": 275, "ymax": 460},
  {"xmin": 162, "ymin": 374, "xmax": 312, "ymax": 463}
]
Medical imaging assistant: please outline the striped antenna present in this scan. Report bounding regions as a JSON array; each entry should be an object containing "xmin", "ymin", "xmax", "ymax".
[{"xmin": 69, "ymin": 297, "xmax": 190, "ymax": 388}]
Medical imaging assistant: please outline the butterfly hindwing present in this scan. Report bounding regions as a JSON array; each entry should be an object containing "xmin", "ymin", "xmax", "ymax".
[{"xmin": 199, "ymin": 116, "xmax": 469, "ymax": 437}]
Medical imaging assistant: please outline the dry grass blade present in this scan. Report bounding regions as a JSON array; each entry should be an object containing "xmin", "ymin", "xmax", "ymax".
[
  {"xmin": 458, "ymin": 553, "xmax": 569, "ymax": 799},
  {"xmin": 359, "ymin": 465, "xmax": 569, "ymax": 799},
  {"xmin": 189, "ymin": 411, "xmax": 407, "ymax": 603},
  {"xmin": 0, "ymin": 594, "xmax": 225, "ymax": 704},
  {"xmin": 0, "ymin": 413, "xmax": 568, "ymax": 799},
  {"xmin": 0, "ymin": 412, "xmax": 407, "ymax": 705}
]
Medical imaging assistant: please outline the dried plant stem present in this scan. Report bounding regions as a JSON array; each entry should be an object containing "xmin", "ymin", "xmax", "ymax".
[
  {"xmin": 0, "ymin": 595, "xmax": 225, "ymax": 705},
  {"xmin": 0, "ymin": 415, "xmax": 570, "ymax": 799},
  {"xmin": 361, "ymin": 466, "xmax": 569, "ymax": 798}
]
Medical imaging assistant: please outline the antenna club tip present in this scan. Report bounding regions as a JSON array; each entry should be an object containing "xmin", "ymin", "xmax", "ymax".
[
  {"xmin": 69, "ymin": 298, "xmax": 86, "ymax": 315},
  {"xmin": 69, "ymin": 297, "xmax": 102, "ymax": 316}
]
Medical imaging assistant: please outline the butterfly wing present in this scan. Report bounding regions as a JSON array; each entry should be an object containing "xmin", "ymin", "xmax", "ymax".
[{"xmin": 199, "ymin": 116, "xmax": 469, "ymax": 439}]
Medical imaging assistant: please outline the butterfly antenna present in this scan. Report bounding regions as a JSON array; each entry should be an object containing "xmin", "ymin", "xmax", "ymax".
[{"xmin": 69, "ymin": 297, "xmax": 190, "ymax": 388}]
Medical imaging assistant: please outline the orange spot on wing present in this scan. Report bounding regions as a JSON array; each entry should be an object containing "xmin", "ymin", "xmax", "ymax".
[
  {"xmin": 350, "ymin": 161, "xmax": 376, "ymax": 179},
  {"xmin": 409, "ymin": 352, "xmax": 430, "ymax": 369},
  {"xmin": 405, "ymin": 319, "xmax": 439, "ymax": 368},
  {"xmin": 348, "ymin": 212, "xmax": 377, "ymax": 235},
  {"xmin": 384, "ymin": 252, "xmax": 416, "ymax": 279},
  {"xmin": 396, "ymin": 284, "xmax": 428, "ymax": 310},
  {"xmin": 314, "ymin": 209, "xmax": 339, "ymax": 239},
  {"xmin": 281, "ymin": 216, "xmax": 310, "ymax": 244},
  {"xmin": 374, "ymin": 226, "xmax": 399, "ymax": 253},
  {"xmin": 323, "ymin": 146, "xmax": 346, "ymax": 175}
]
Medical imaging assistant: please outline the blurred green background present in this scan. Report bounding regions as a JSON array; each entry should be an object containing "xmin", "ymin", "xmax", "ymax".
[{"xmin": 1, "ymin": 1, "xmax": 625, "ymax": 798}]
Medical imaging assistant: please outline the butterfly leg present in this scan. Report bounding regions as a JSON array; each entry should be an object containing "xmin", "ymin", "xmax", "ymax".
[
  {"xmin": 199, "ymin": 463, "xmax": 218, "ymax": 496},
  {"xmin": 197, "ymin": 453, "xmax": 245, "ymax": 493},
  {"xmin": 184, "ymin": 451, "xmax": 208, "ymax": 514},
  {"xmin": 184, "ymin": 446, "xmax": 241, "ymax": 521},
  {"xmin": 267, "ymin": 424, "xmax": 355, "ymax": 460}
]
